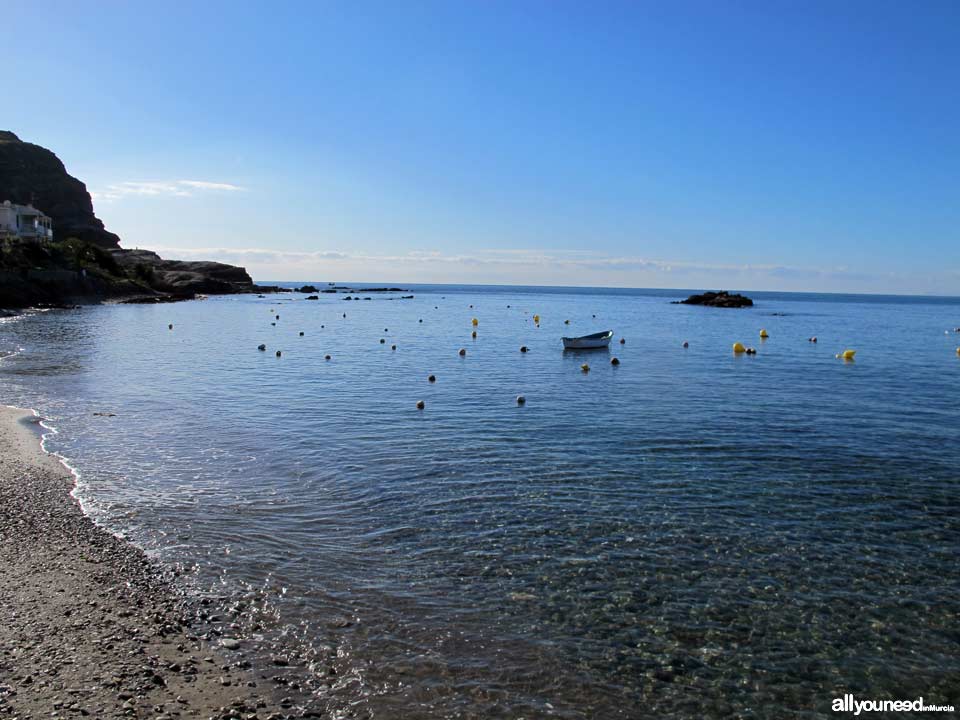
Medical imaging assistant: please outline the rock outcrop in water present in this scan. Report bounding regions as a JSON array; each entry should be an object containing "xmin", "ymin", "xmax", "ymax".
[
  {"xmin": 0, "ymin": 130, "xmax": 260, "ymax": 308},
  {"xmin": 674, "ymin": 291, "xmax": 754, "ymax": 308},
  {"xmin": 0, "ymin": 131, "xmax": 120, "ymax": 248}
]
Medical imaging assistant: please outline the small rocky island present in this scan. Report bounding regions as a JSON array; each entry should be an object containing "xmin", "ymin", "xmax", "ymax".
[
  {"xmin": 0, "ymin": 130, "xmax": 259, "ymax": 308},
  {"xmin": 673, "ymin": 290, "xmax": 754, "ymax": 308}
]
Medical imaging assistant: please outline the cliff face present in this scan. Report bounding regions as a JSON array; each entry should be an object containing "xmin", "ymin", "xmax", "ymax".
[
  {"xmin": 0, "ymin": 131, "xmax": 121, "ymax": 248},
  {"xmin": 0, "ymin": 131, "xmax": 260, "ymax": 308}
]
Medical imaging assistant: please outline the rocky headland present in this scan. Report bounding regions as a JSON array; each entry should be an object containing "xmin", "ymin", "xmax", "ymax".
[{"xmin": 0, "ymin": 131, "xmax": 260, "ymax": 309}]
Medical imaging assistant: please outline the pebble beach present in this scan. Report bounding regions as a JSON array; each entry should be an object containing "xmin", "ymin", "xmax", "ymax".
[{"xmin": 0, "ymin": 405, "xmax": 319, "ymax": 720}]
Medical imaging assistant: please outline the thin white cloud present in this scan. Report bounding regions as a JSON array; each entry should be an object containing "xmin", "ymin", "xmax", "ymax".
[
  {"xmin": 147, "ymin": 246, "xmax": 858, "ymax": 279},
  {"xmin": 142, "ymin": 245, "xmax": 957, "ymax": 294},
  {"xmin": 178, "ymin": 180, "xmax": 245, "ymax": 191},
  {"xmin": 92, "ymin": 180, "xmax": 245, "ymax": 202}
]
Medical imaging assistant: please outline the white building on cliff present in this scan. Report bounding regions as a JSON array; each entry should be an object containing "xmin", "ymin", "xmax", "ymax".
[{"xmin": 0, "ymin": 200, "xmax": 53, "ymax": 241}]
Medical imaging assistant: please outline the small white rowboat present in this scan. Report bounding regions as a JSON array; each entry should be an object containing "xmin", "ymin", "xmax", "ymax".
[{"xmin": 561, "ymin": 330, "xmax": 614, "ymax": 350}]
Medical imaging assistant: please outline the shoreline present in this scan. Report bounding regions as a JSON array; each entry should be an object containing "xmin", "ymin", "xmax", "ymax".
[{"xmin": 0, "ymin": 405, "xmax": 319, "ymax": 719}]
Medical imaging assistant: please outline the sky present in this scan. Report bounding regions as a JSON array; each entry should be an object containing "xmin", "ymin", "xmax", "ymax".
[{"xmin": 6, "ymin": 0, "xmax": 960, "ymax": 293}]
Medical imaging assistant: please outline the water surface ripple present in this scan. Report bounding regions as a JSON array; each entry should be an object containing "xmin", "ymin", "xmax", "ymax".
[{"xmin": 1, "ymin": 286, "xmax": 959, "ymax": 718}]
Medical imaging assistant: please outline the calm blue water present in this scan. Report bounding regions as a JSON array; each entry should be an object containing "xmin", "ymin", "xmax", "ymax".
[{"xmin": 2, "ymin": 285, "xmax": 959, "ymax": 719}]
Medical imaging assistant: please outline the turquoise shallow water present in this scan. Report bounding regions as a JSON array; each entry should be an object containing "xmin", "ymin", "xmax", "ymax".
[{"xmin": 2, "ymin": 285, "xmax": 959, "ymax": 718}]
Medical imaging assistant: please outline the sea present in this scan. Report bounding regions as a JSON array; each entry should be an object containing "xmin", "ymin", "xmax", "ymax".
[{"xmin": 1, "ymin": 284, "xmax": 959, "ymax": 719}]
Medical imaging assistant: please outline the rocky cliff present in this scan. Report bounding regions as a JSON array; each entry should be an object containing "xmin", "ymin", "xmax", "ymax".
[
  {"xmin": 0, "ymin": 131, "xmax": 259, "ymax": 308},
  {"xmin": 0, "ymin": 131, "xmax": 120, "ymax": 248}
]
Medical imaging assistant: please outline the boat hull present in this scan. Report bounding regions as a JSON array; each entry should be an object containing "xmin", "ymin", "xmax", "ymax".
[{"xmin": 561, "ymin": 331, "xmax": 614, "ymax": 349}]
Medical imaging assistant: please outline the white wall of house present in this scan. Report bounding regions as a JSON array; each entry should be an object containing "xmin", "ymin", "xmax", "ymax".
[{"xmin": 0, "ymin": 201, "xmax": 53, "ymax": 241}]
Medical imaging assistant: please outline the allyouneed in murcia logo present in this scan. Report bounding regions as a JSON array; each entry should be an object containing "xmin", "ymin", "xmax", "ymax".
[{"xmin": 833, "ymin": 694, "xmax": 956, "ymax": 715}]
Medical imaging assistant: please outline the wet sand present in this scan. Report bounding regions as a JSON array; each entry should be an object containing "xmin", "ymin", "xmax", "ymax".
[{"xmin": 0, "ymin": 406, "xmax": 318, "ymax": 719}]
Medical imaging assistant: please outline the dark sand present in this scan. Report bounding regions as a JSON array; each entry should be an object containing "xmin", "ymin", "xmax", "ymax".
[{"xmin": 0, "ymin": 406, "xmax": 319, "ymax": 719}]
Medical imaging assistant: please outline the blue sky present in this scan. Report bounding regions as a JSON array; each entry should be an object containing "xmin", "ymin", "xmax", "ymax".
[{"xmin": 7, "ymin": 1, "xmax": 959, "ymax": 292}]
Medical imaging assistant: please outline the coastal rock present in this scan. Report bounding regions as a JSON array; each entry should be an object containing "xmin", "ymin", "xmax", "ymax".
[
  {"xmin": 0, "ymin": 131, "xmax": 257, "ymax": 308},
  {"xmin": 296, "ymin": 285, "xmax": 318, "ymax": 293},
  {"xmin": 109, "ymin": 249, "xmax": 254, "ymax": 295},
  {"xmin": 673, "ymin": 291, "xmax": 753, "ymax": 308},
  {"xmin": 0, "ymin": 131, "xmax": 120, "ymax": 248}
]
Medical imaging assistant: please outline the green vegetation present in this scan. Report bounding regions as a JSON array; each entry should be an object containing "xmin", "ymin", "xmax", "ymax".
[{"xmin": 1, "ymin": 237, "xmax": 127, "ymax": 281}]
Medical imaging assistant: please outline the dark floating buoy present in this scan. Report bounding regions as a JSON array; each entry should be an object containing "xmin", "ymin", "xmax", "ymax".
[
  {"xmin": 808, "ymin": 336, "xmax": 818, "ymax": 343},
  {"xmin": 516, "ymin": 395, "xmax": 526, "ymax": 405},
  {"xmin": 682, "ymin": 341, "xmax": 689, "ymax": 348},
  {"xmin": 325, "ymin": 354, "xmax": 331, "ymax": 361},
  {"xmin": 257, "ymin": 344, "xmax": 266, "ymax": 351},
  {"xmin": 391, "ymin": 344, "xmax": 397, "ymax": 351},
  {"xmin": 276, "ymin": 315, "xmax": 280, "ymax": 320},
  {"xmin": 520, "ymin": 346, "xmax": 528, "ymax": 353},
  {"xmin": 507, "ymin": 304, "xmax": 511, "ymax": 308},
  {"xmin": 416, "ymin": 400, "xmax": 425, "ymax": 410},
  {"xmin": 745, "ymin": 347, "xmax": 757, "ymax": 355},
  {"xmin": 299, "ymin": 331, "xmax": 304, "ymax": 336},
  {"xmin": 419, "ymin": 319, "xmax": 423, "ymax": 323},
  {"xmin": 592, "ymin": 314, "xmax": 596, "ymax": 318},
  {"xmin": 276, "ymin": 350, "xmax": 282, "ymax": 357},
  {"xmin": 380, "ymin": 338, "xmax": 386, "ymax": 344},
  {"xmin": 271, "ymin": 322, "xmax": 276, "ymax": 326},
  {"xmin": 619, "ymin": 338, "xmax": 625, "ymax": 345},
  {"xmin": 471, "ymin": 330, "xmax": 477, "ymax": 338},
  {"xmin": 458, "ymin": 348, "xmax": 466, "ymax": 356},
  {"xmin": 610, "ymin": 357, "xmax": 620, "ymax": 366},
  {"xmin": 168, "ymin": 323, "xmax": 173, "ymax": 330},
  {"xmin": 428, "ymin": 374, "xmax": 436, "ymax": 382},
  {"xmin": 384, "ymin": 328, "xmax": 389, "ymax": 332},
  {"xmin": 321, "ymin": 324, "xmax": 325, "ymax": 328},
  {"xmin": 343, "ymin": 313, "xmax": 346, "ymax": 318}
]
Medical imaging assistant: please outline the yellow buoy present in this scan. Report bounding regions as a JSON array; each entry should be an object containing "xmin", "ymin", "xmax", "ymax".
[
  {"xmin": 842, "ymin": 349, "xmax": 856, "ymax": 360},
  {"xmin": 471, "ymin": 317, "xmax": 478, "ymax": 327},
  {"xmin": 733, "ymin": 342, "xmax": 746, "ymax": 353},
  {"xmin": 759, "ymin": 329, "xmax": 769, "ymax": 339},
  {"xmin": 581, "ymin": 363, "xmax": 590, "ymax": 372},
  {"xmin": 956, "ymin": 347, "xmax": 960, "ymax": 356},
  {"xmin": 533, "ymin": 314, "xmax": 540, "ymax": 324}
]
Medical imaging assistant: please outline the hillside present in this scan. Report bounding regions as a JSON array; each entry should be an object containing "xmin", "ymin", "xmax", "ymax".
[{"xmin": 0, "ymin": 131, "xmax": 258, "ymax": 308}]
